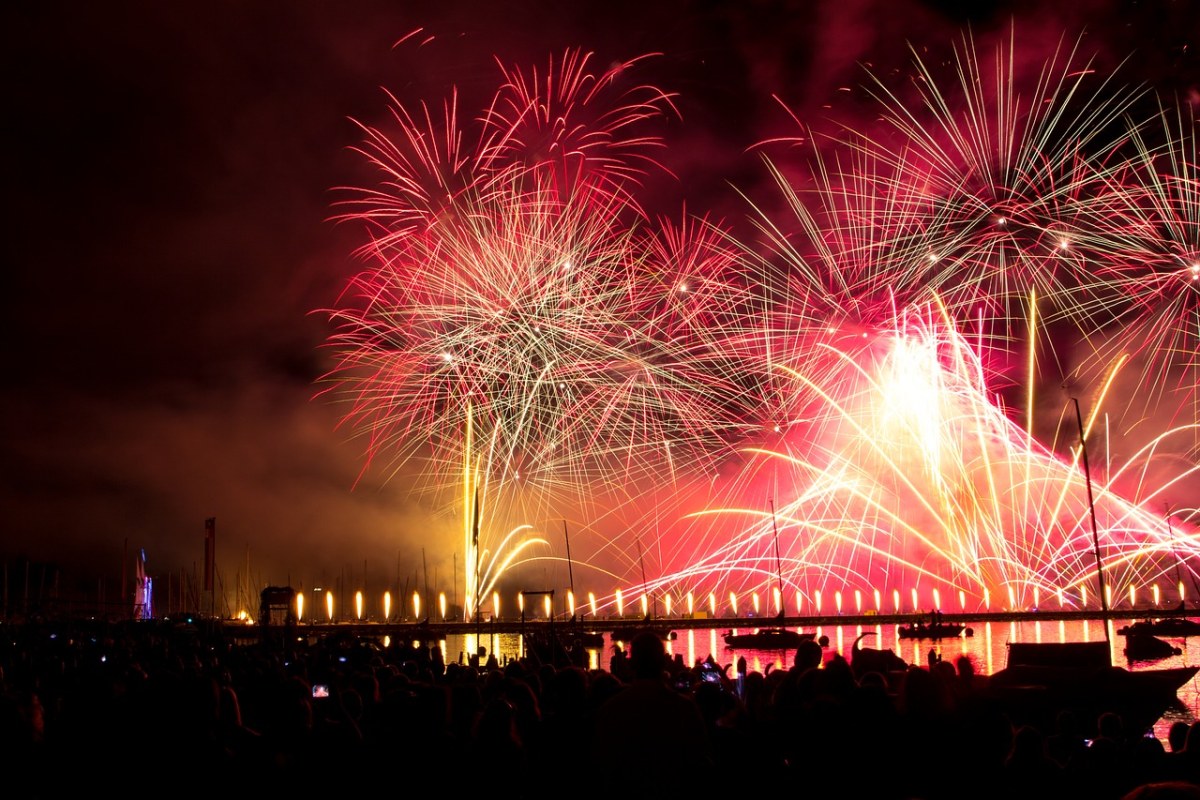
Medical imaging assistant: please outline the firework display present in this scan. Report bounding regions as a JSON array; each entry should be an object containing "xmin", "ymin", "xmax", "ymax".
[{"xmin": 320, "ymin": 32, "xmax": 1200, "ymax": 618}]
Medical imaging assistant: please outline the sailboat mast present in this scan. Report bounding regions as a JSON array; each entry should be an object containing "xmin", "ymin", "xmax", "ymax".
[
  {"xmin": 1166, "ymin": 509, "xmax": 1200, "ymax": 606},
  {"xmin": 636, "ymin": 535, "xmax": 650, "ymax": 619},
  {"xmin": 1168, "ymin": 507, "xmax": 1184, "ymax": 598},
  {"xmin": 563, "ymin": 520, "xmax": 575, "ymax": 600},
  {"xmin": 1072, "ymin": 397, "xmax": 1110, "ymax": 644},
  {"xmin": 770, "ymin": 498, "xmax": 784, "ymax": 618},
  {"xmin": 473, "ymin": 487, "xmax": 481, "ymax": 623}
]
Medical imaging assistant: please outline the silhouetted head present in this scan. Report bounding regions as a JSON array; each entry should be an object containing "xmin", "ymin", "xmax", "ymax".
[
  {"xmin": 795, "ymin": 639, "xmax": 823, "ymax": 671},
  {"xmin": 630, "ymin": 631, "xmax": 666, "ymax": 680}
]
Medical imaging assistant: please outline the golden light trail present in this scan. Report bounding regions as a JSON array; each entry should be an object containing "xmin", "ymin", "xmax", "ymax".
[
  {"xmin": 383, "ymin": 591, "xmax": 391, "ymax": 621},
  {"xmin": 326, "ymin": 590, "xmax": 334, "ymax": 622},
  {"xmin": 355, "ymin": 590, "xmax": 363, "ymax": 620},
  {"xmin": 1027, "ymin": 288, "xmax": 1037, "ymax": 443},
  {"xmin": 296, "ymin": 592, "xmax": 304, "ymax": 622}
]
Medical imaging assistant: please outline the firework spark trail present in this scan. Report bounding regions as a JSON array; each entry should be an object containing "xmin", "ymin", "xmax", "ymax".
[
  {"xmin": 320, "ymin": 49, "xmax": 773, "ymax": 616},
  {"xmin": 1075, "ymin": 98, "xmax": 1200, "ymax": 431},
  {"xmin": 484, "ymin": 49, "xmax": 680, "ymax": 196},
  {"xmin": 759, "ymin": 28, "xmax": 1155, "ymax": 340},
  {"xmin": 324, "ymin": 174, "xmax": 757, "ymax": 490},
  {"xmin": 637, "ymin": 25, "xmax": 1200, "ymax": 613},
  {"xmin": 321, "ymin": 32, "xmax": 1200, "ymax": 615},
  {"xmin": 659, "ymin": 303, "xmax": 1200, "ymax": 611}
]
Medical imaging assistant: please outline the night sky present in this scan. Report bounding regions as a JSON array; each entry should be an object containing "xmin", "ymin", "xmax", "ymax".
[{"xmin": 3, "ymin": 0, "xmax": 1197, "ymax": 603}]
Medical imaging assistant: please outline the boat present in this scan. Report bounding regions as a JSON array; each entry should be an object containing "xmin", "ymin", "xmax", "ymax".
[
  {"xmin": 980, "ymin": 401, "xmax": 1197, "ymax": 735},
  {"xmin": 723, "ymin": 500, "xmax": 818, "ymax": 652},
  {"xmin": 723, "ymin": 627, "xmax": 817, "ymax": 649},
  {"xmin": 1118, "ymin": 617, "xmax": 1200, "ymax": 637},
  {"xmin": 554, "ymin": 524, "xmax": 608, "ymax": 652},
  {"xmin": 897, "ymin": 621, "xmax": 973, "ymax": 640},
  {"xmin": 1123, "ymin": 632, "xmax": 1183, "ymax": 662},
  {"xmin": 985, "ymin": 641, "xmax": 1199, "ymax": 736},
  {"xmin": 850, "ymin": 632, "xmax": 909, "ymax": 680}
]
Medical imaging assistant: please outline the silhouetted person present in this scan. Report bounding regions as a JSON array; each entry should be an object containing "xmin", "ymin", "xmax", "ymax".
[
  {"xmin": 1002, "ymin": 724, "xmax": 1064, "ymax": 800},
  {"xmin": 1045, "ymin": 709, "xmax": 1088, "ymax": 769},
  {"xmin": 1168, "ymin": 721, "xmax": 1190, "ymax": 753},
  {"xmin": 470, "ymin": 696, "xmax": 527, "ymax": 784},
  {"xmin": 589, "ymin": 631, "xmax": 713, "ymax": 798}
]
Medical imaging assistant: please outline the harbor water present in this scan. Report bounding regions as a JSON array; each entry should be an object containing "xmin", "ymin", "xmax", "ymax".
[{"xmin": 430, "ymin": 616, "xmax": 1200, "ymax": 741}]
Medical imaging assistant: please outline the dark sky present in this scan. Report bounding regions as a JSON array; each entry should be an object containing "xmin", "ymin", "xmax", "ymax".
[{"xmin": 2, "ymin": 0, "xmax": 1196, "ymax": 602}]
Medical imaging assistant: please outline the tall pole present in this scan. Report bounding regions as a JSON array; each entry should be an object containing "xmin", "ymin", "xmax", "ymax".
[
  {"xmin": 564, "ymin": 520, "xmax": 575, "ymax": 620},
  {"xmin": 1166, "ymin": 508, "xmax": 1200, "ymax": 605},
  {"xmin": 1072, "ymin": 397, "xmax": 1110, "ymax": 646},
  {"xmin": 637, "ymin": 536, "xmax": 651, "ymax": 619},
  {"xmin": 421, "ymin": 550, "xmax": 429, "ymax": 623},
  {"xmin": 473, "ymin": 487, "xmax": 481, "ymax": 642},
  {"xmin": 770, "ymin": 497, "xmax": 784, "ymax": 620}
]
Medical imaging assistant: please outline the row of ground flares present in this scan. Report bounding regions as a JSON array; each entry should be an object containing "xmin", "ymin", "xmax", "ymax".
[{"xmin": 245, "ymin": 580, "xmax": 1196, "ymax": 624}]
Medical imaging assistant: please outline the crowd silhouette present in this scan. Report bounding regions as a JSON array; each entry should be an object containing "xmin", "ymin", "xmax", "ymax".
[{"xmin": 3, "ymin": 618, "xmax": 1200, "ymax": 799}]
